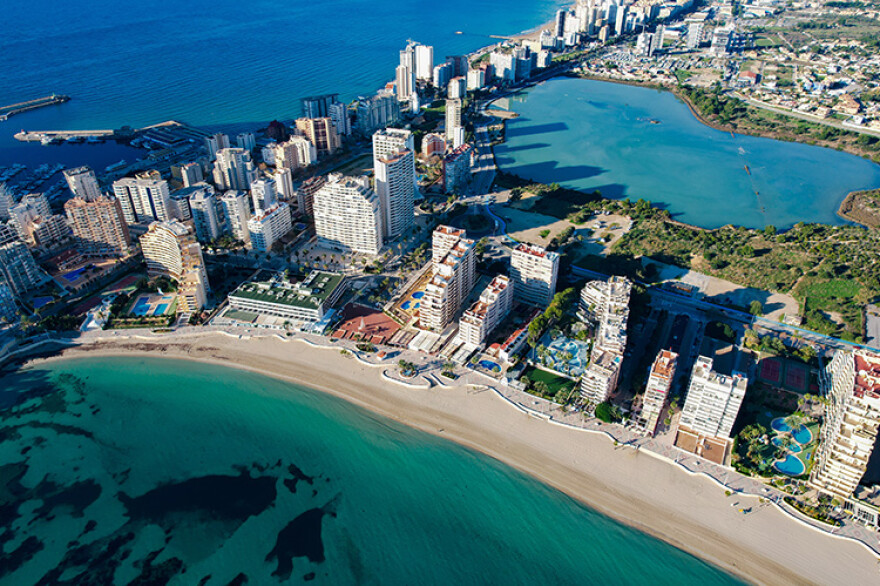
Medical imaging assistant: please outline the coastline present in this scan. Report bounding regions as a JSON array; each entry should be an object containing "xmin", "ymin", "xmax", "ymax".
[{"xmin": 19, "ymin": 331, "xmax": 880, "ymax": 586}]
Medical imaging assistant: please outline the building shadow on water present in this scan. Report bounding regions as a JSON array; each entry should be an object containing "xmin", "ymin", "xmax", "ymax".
[
  {"xmin": 507, "ymin": 121, "xmax": 569, "ymax": 138},
  {"xmin": 498, "ymin": 142, "xmax": 552, "ymax": 154},
  {"xmin": 499, "ymin": 161, "xmax": 607, "ymax": 184}
]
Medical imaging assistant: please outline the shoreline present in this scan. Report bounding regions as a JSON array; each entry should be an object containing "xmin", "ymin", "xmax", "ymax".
[{"xmin": 17, "ymin": 331, "xmax": 880, "ymax": 586}]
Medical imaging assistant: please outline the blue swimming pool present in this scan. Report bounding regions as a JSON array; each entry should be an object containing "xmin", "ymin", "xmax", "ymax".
[
  {"xmin": 401, "ymin": 301, "xmax": 412, "ymax": 310},
  {"xmin": 479, "ymin": 360, "xmax": 500, "ymax": 371},
  {"xmin": 791, "ymin": 426, "xmax": 812, "ymax": 445},
  {"xmin": 771, "ymin": 437, "xmax": 802, "ymax": 453},
  {"xmin": 61, "ymin": 267, "xmax": 87, "ymax": 282},
  {"xmin": 154, "ymin": 303, "xmax": 169, "ymax": 316},
  {"xmin": 32, "ymin": 296, "xmax": 54, "ymax": 309},
  {"xmin": 770, "ymin": 417, "xmax": 791, "ymax": 433},
  {"xmin": 411, "ymin": 291, "xmax": 425, "ymax": 299},
  {"xmin": 774, "ymin": 455, "xmax": 805, "ymax": 476},
  {"xmin": 130, "ymin": 297, "xmax": 151, "ymax": 317}
]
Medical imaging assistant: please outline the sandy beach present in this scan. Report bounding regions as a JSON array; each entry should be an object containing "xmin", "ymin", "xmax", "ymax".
[{"xmin": 21, "ymin": 331, "xmax": 880, "ymax": 585}]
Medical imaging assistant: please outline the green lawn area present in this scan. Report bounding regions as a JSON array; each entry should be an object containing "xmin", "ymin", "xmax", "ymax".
[
  {"xmin": 522, "ymin": 365, "xmax": 576, "ymax": 394},
  {"xmin": 801, "ymin": 279, "xmax": 861, "ymax": 299},
  {"xmin": 673, "ymin": 69, "xmax": 691, "ymax": 84}
]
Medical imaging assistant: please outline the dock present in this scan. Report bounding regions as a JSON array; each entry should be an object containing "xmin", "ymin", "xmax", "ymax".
[{"xmin": 0, "ymin": 94, "xmax": 70, "ymax": 121}]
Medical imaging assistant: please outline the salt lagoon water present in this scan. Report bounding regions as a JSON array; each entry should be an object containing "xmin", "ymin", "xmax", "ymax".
[
  {"xmin": 0, "ymin": 357, "xmax": 743, "ymax": 584},
  {"xmin": 495, "ymin": 77, "xmax": 880, "ymax": 229}
]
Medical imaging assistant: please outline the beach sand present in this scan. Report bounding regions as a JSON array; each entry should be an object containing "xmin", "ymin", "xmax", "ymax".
[{"xmin": 25, "ymin": 332, "xmax": 880, "ymax": 585}]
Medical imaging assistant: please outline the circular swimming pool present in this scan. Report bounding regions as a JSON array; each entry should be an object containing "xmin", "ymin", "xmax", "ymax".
[
  {"xmin": 773, "ymin": 454, "xmax": 805, "ymax": 476},
  {"xmin": 412, "ymin": 291, "xmax": 425, "ymax": 299},
  {"xmin": 401, "ymin": 301, "xmax": 412, "ymax": 310}
]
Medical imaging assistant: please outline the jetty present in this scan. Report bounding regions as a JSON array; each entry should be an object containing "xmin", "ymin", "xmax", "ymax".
[{"xmin": 0, "ymin": 94, "xmax": 70, "ymax": 121}]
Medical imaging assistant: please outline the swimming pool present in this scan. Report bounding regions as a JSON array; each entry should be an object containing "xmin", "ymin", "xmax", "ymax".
[
  {"xmin": 771, "ymin": 437, "xmax": 802, "ymax": 453},
  {"xmin": 130, "ymin": 297, "xmax": 151, "ymax": 317},
  {"xmin": 401, "ymin": 301, "xmax": 412, "ymax": 310},
  {"xmin": 154, "ymin": 303, "xmax": 169, "ymax": 316},
  {"xmin": 774, "ymin": 455, "xmax": 805, "ymax": 476},
  {"xmin": 411, "ymin": 291, "xmax": 425, "ymax": 299},
  {"xmin": 32, "ymin": 296, "xmax": 54, "ymax": 309},
  {"xmin": 61, "ymin": 267, "xmax": 87, "ymax": 282},
  {"xmin": 479, "ymin": 360, "xmax": 500, "ymax": 372},
  {"xmin": 771, "ymin": 417, "xmax": 812, "ymax": 445}
]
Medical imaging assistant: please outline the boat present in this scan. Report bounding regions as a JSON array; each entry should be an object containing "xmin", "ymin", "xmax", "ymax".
[
  {"xmin": 744, "ymin": 165, "xmax": 751, "ymax": 175},
  {"xmin": 40, "ymin": 136, "xmax": 53, "ymax": 146}
]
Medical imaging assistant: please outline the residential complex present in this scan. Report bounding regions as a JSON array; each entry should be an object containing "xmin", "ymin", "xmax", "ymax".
[
  {"xmin": 63, "ymin": 166, "xmax": 102, "ymax": 201},
  {"xmin": 64, "ymin": 195, "xmax": 131, "ymax": 257},
  {"xmin": 213, "ymin": 148, "xmax": 257, "ymax": 191},
  {"xmin": 112, "ymin": 172, "xmax": 173, "ymax": 224},
  {"xmin": 675, "ymin": 356, "xmax": 748, "ymax": 465},
  {"xmin": 138, "ymin": 220, "xmax": 210, "ymax": 311},
  {"xmin": 810, "ymin": 350, "xmax": 880, "ymax": 499},
  {"xmin": 442, "ymin": 144, "xmax": 472, "ymax": 194},
  {"xmin": 248, "ymin": 202, "xmax": 292, "ymax": 253},
  {"xmin": 228, "ymin": 270, "xmax": 345, "ymax": 323},
  {"xmin": 220, "ymin": 190, "xmax": 251, "ymax": 246},
  {"xmin": 0, "ymin": 227, "xmax": 47, "ymax": 297},
  {"xmin": 187, "ymin": 185, "xmax": 223, "ymax": 243},
  {"xmin": 274, "ymin": 136, "xmax": 316, "ymax": 170},
  {"xmin": 313, "ymin": 174, "xmax": 383, "ymax": 255},
  {"xmin": 509, "ymin": 243, "xmax": 559, "ymax": 307},
  {"xmin": 639, "ymin": 350, "xmax": 678, "ymax": 436},
  {"xmin": 295, "ymin": 176, "xmax": 326, "ymax": 218},
  {"xmin": 579, "ymin": 277, "xmax": 631, "ymax": 406},
  {"xmin": 458, "ymin": 275, "xmax": 512, "ymax": 347},
  {"xmin": 295, "ymin": 117, "xmax": 341, "ymax": 157}
]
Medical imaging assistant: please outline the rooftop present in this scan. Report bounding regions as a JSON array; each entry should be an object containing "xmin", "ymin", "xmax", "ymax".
[
  {"xmin": 230, "ymin": 271, "xmax": 344, "ymax": 310},
  {"xmin": 514, "ymin": 242, "xmax": 558, "ymax": 260}
]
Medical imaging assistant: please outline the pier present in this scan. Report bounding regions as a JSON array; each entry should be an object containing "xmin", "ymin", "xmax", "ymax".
[{"xmin": 0, "ymin": 94, "xmax": 70, "ymax": 121}]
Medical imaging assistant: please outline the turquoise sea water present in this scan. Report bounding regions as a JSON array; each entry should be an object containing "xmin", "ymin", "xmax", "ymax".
[
  {"xmin": 495, "ymin": 77, "xmax": 880, "ymax": 229},
  {"xmin": 0, "ymin": 357, "xmax": 744, "ymax": 584}
]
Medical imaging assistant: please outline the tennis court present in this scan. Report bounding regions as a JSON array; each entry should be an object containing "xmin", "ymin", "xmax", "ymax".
[{"xmin": 758, "ymin": 357, "xmax": 782, "ymax": 385}]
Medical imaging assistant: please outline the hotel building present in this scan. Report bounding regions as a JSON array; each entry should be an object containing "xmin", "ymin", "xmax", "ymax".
[
  {"xmin": 810, "ymin": 350, "xmax": 880, "ymax": 499},
  {"xmin": 639, "ymin": 350, "xmax": 678, "ymax": 435},
  {"xmin": 138, "ymin": 220, "xmax": 209, "ymax": 311},
  {"xmin": 458, "ymin": 275, "xmax": 513, "ymax": 346},
  {"xmin": 313, "ymin": 174, "xmax": 383, "ymax": 255},
  {"xmin": 220, "ymin": 190, "xmax": 251, "ymax": 246},
  {"xmin": 64, "ymin": 195, "xmax": 131, "ymax": 258},
  {"xmin": 510, "ymin": 243, "xmax": 559, "ymax": 307},
  {"xmin": 228, "ymin": 270, "xmax": 345, "ymax": 323},
  {"xmin": 675, "ymin": 356, "xmax": 748, "ymax": 464}
]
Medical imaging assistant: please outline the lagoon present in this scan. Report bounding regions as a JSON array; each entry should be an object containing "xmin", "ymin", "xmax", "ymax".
[
  {"xmin": 0, "ymin": 356, "xmax": 742, "ymax": 584},
  {"xmin": 494, "ymin": 77, "xmax": 880, "ymax": 229}
]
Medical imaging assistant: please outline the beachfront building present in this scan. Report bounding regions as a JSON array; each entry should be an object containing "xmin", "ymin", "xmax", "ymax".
[
  {"xmin": 510, "ymin": 243, "xmax": 559, "ymax": 308},
  {"xmin": 212, "ymin": 148, "xmax": 257, "ymax": 191},
  {"xmin": 810, "ymin": 350, "xmax": 880, "ymax": 499},
  {"xmin": 373, "ymin": 128, "xmax": 416, "ymax": 240},
  {"xmin": 458, "ymin": 275, "xmax": 513, "ymax": 346},
  {"xmin": 0, "ymin": 226, "xmax": 47, "ymax": 297},
  {"xmin": 639, "ymin": 350, "xmax": 678, "ymax": 435},
  {"xmin": 220, "ymin": 190, "xmax": 251, "ymax": 246},
  {"xmin": 205, "ymin": 133, "xmax": 230, "ymax": 159},
  {"xmin": 138, "ymin": 220, "xmax": 210, "ymax": 311},
  {"xmin": 8, "ymin": 194, "xmax": 70, "ymax": 250},
  {"xmin": 356, "ymin": 93, "xmax": 401, "ymax": 135},
  {"xmin": 187, "ymin": 185, "xmax": 224, "ymax": 243},
  {"xmin": 581, "ymin": 350, "xmax": 623, "ymax": 405},
  {"xmin": 64, "ymin": 195, "xmax": 131, "ymax": 258},
  {"xmin": 63, "ymin": 166, "xmax": 102, "ymax": 201},
  {"xmin": 675, "ymin": 356, "xmax": 748, "ymax": 464},
  {"xmin": 295, "ymin": 117, "xmax": 341, "ymax": 157},
  {"xmin": 112, "ymin": 171, "xmax": 173, "ymax": 224},
  {"xmin": 421, "ymin": 238, "xmax": 476, "ymax": 332},
  {"xmin": 236, "ymin": 132, "xmax": 256, "ymax": 152},
  {"xmin": 328, "ymin": 101, "xmax": 351, "ymax": 136},
  {"xmin": 313, "ymin": 174, "xmax": 383, "ymax": 255},
  {"xmin": 247, "ymin": 202, "xmax": 292, "ymax": 253},
  {"xmin": 579, "ymin": 276, "xmax": 632, "ymax": 406},
  {"xmin": 442, "ymin": 144, "xmax": 472, "ymax": 194},
  {"xmin": 295, "ymin": 176, "xmax": 326, "ymax": 218},
  {"xmin": 228, "ymin": 270, "xmax": 345, "ymax": 323}
]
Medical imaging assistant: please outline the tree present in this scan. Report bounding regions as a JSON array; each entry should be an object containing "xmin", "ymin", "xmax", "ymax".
[{"xmin": 749, "ymin": 300, "xmax": 763, "ymax": 316}]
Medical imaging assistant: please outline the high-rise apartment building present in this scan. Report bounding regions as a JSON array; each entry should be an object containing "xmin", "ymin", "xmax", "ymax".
[
  {"xmin": 8, "ymin": 193, "xmax": 70, "ymax": 249},
  {"xmin": 64, "ymin": 196, "xmax": 131, "ymax": 257},
  {"xmin": 396, "ymin": 64, "xmax": 415, "ymax": 102},
  {"xmin": 112, "ymin": 170, "xmax": 174, "ymax": 225},
  {"xmin": 295, "ymin": 176, "xmax": 326, "ymax": 218},
  {"xmin": 271, "ymin": 168, "xmax": 295, "ymax": 203},
  {"xmin": 445, "ymin": 99, "xmax": 462, "ymax": 142},
  {"xmin": 301, "ymin": 94, "xmax": 340, "ymax": 118},
  {"xmin": 448, "ymin": 77, "xmax": 466, "ymax": 100},
  {"xmin": 0, "ymin": 183, "xmax": 14, "ymax": 221},
  {"xmin": 675, "ymin": 356, "xmax": 748, "ymax": 464},
  {"xmin": 179, "ymin": 162, "xmax": 204, "ymax": 187},
  {"xmin": 372, "ymin": 128, "xmax": 416, "ymax": 240},
  {"xmin": 188, "ymin": 186, "xmax": 223, "ymax": 243},
  {"xmin": 356, "ymin": 94, "xmax": 401, "ymax": 135},
  {"xmin": 433, "ymin": 62, "xmax": 452, "ymax": 89},
  {"xmin": 458, "ymin": 275, "xmax": 512, "ymax": 346},
  {"xmin": 579, "ymin": 276, "xmax": 631, "ymax": 406},
  {"xmin": 421, "ymin": 226, "xmax": 475, "ymax": 332},
  {"xmin": 510, "ymin": 243, "xmax": 559, "ymax": 307},
  {"xmin": 415, "ymin": 44, "xmax": 434, "ymax": 81},
  {"xmin": 248, "ymin": 202, "xmax": 292, "ymax": 253},
  {"xmin": 442, "ymin": 143, "xmax": 472, "ymax": 193},
  {"xmin": 0, "ymin": 227, "xmax": 46, "ymax": 297},
  {"xmin": 313, "ymin": 174, "xmax": 383, "ymax": 255},
  {"xmin": 810, "ymin": 350, "xmax": 880, "ymax": 498},
  {"xmin": 639, "ymin": 350, "xmax": 678, "ymax": 435},
  {"xmin": 274, "ymin": 136, "xmax": 316, "ymax": 170},
  {"xmin": 235, "ymin": 132, "xmax": 256, "ymax": 152},
  {"xmin": 0, "ymin": 275, "xmax": 16, "ymax": 323},
  {"xmin": 220, "ymin": 190, "xmax": 252, "ymax": 246},
  {"xmin": 139, "ymin": 220, "xmax": 209, "ymax": 311},
  {"xmin": 250, "ymin": 179, "xmax": 278, "ymax": 215},
  {"xmin": 212, "ymin": 148, "xmax": 257, "ymax": 191},
  {"xmin": 328, "ymin": 101, "xmax": 351, "ymax": 136},
  {"xmin": 205, "ymin": 133, "xmax": 230, "ymax": 160},
  {"xmin": 295, "ymin": 118, "xmax": 341, "ymax": 157},
  {"xmin": 63, "ymin": 166, "xmax": 102, "ymax": 201}
]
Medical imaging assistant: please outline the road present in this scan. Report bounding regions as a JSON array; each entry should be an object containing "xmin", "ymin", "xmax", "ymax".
[{"xmin": 731, "ymin": 91, "xmax": 880, "ymax": 138}]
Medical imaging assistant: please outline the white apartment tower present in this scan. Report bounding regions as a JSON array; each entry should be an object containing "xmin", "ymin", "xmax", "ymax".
[
  {"xmin": 415, "ymin": 44, "xmax": 434, "ymax": 81},
  {"xmin": 313, "ymin": 174, "xmax": 383, "ymax": 255},
  {"xmin": 180, "ymin": 162, "xmax": 204, "ymax": 187},
  {"xmin": 205, "ymin": 133, "xmax": 230, "ymax": 159},
  {"xmin": 372, "ymin": 128, "xmax": 416, "ymax": 240},
  {"xmin": 138, "ymin": 220, "xmax": 209, "ymax": 311},
  {"xmin": 510, "ymin": 243, "xmax": 559, "ymax": 307},
  {"xmin": 213, "ymin": 148, "xmax": 257, "ymax": 191},
  {"xmin": 445, "ymin": 99, "xmax": 462, "ymax": 142},
  {"xmin": 112, "ymin": 172, "xmax": 173, "ymax": 224},
  {"xmin": 421, "ymin": 229, "xmax": 476, "ymax": 332},
  {"xmin": 274, "ymin": 136, "xmax": 316, "ymax": 171},
  {"xmin": 0, "ymin": 231, "xmax": 46, "ymax": 297},
  {"xmin": 248, "ymin": 202, "xmax": 292, "ymax": 253},
  {"xmin": 250, "ymin": 179, "xmax": 278, "ymax": 214},
  {"xmin": 679, "ymin": 356, "xmax": 748, "ymax": 440},
  {"xmin": 810, "ymin": 350, "xmax": 880, "ymax": 498},
  {"xmin": 63, "ymin": 166, "xmax": 102, "ymax": 201},
  {"xmin": 188, "ymin": 186, "xmax": 223, "ymax": 243},
  {"xmin": 458, "ymin": 275, "xmax": 513, "ymax": 346},
  {"xmin": 640, "ymin": 350, "xmax": 678, "ymax": 435},
  {"xmin": 64, "ymin": 196, "xmax": 131, "ymax": 258},
  {"xmin": 220, "ymin": 190, "xmax": 252, "ymax": 246},
  {"xmin": 0, "ymin": 183, "xmax": 14, "ymax": 221},
  {"xmin": 236, "ymin": 132, "xmax": 256, "ymax": 152}
]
